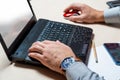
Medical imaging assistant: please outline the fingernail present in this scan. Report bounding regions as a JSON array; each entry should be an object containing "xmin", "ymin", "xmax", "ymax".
[
  {"xmin": 28, "ymin": 53, "xmax": 34, "ymax": 56},
  {"xmin": 28, "ymin": 53, "xmax": 31, "ymax": 56}
]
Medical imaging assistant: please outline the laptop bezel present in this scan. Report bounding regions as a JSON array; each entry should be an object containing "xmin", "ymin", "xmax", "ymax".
[{"xmin": 3, "ymin": 0, "xmax": 37, "ymax": 61}]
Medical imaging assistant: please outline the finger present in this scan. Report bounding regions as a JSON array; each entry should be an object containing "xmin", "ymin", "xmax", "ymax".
[
  {"xmin": 68, "ymin": 15, "xmax": 85, "ymax": 22},
  {"xmin": 64, "ymin": 4, "xmax": 77, "ymax": 12},
  {"xmin": 56, "ymin": 40, "xmax": 61, "ymax": 43},
  {"xmin": 29, "ymin": 44, "xmax": 44, "ymax": 53},
  {"xmin": 42, "ymin": 40, "xmax": 56, "ymax": 44},
  {"xmin": 32, "ymin": 41, "xmax": 46, "ymax": 48},
  {"xmin": 29, "ymin": 53, "xmax": 44, "ymax": 62},
  {"xmin": 56, "ymin": 40, "xmax": 64, "ymax": 45},
  {"xmin": 64, "ymin": 3, "xmax": 82, "ymax": 12}
]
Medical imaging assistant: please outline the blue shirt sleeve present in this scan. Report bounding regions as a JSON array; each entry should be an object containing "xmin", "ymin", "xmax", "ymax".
[
  {"xmin": 104, "ymin": 6, "xmax": 120, "ymax": 23},
  {"xmin": 65, "ymin": 62, "xmax": 105, "ymax": 80}
]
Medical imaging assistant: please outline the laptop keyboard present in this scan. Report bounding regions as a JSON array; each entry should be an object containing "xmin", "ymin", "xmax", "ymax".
[
  {"xmin": 12, "ymin": 19, "xmax": 93, "ymax": 63},
  {"xmin": 37, "ymin": 21, "xmax": 74, "ymax": 43},
  {"xmin": 37, "ymin": 20, "xmax": 93, "ymax": 61}
]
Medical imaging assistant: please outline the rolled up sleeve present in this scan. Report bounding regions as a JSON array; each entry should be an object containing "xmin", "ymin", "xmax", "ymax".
[
  {"xmin": 65, "ymin": 62, "xmax": 105, "ymax": 80},
  {"xmin": 104, "ymin": 6, "xmax": 120, "ymax": 23}
]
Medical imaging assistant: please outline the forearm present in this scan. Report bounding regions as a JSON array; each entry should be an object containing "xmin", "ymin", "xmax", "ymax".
[
  {"xmin": 65, "ymin": 62, "xmax": 105, "ymax": 80},
  {"xmin": 104, "ymin": 6, "xmax": 120, "ymax": 23}
]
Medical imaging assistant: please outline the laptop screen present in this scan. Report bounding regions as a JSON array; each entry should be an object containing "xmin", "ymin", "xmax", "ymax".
[{"xmin": 0, "ymin": 0, "xmax": 33, "ymax": 48}]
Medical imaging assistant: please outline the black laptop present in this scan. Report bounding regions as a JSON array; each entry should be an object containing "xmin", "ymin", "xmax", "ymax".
[{"xmin": 0, "ymin": 0, "xmax": 93, "ymax": 66}]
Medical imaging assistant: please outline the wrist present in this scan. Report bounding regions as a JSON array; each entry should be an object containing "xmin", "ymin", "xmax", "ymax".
[
  {"xmin": 95, "ymin": 11, "xmax": 104, "ymax": 22},
  {"xmin": 60, "ymin": 57, "xmax": 80, "ymax": 71}
]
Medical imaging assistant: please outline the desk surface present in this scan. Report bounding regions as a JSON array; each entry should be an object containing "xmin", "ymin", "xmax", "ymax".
[{"xmin": 0, "ymin": 0, "xmax": 120, "ymax": 80}]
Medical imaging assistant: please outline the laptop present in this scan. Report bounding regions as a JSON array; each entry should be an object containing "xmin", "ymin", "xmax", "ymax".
[{"xmin": 0, "ymin": 0, "xmax": 93, "ymax": 66}]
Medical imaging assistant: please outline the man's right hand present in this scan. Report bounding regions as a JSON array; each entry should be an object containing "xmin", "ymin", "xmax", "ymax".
[
  {"xmin": 28, "ymin": 40, "xmax": 80, "ymax": 75},
  {"xmin": 63, "ymin": 3, "xmax": 104, "ymax": 23}
]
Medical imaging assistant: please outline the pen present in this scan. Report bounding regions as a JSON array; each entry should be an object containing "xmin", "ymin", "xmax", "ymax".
[{"xmin": 92, "ymin": 40, "xmax": 98, "ymax": 63}]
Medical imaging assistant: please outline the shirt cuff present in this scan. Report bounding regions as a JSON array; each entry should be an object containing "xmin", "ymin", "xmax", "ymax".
[{"xmin": 104, "ymin": 6, "xmax": 120, "ymax": 23}]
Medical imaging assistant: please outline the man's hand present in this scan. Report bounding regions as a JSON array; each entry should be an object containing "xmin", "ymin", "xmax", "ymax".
[
  {"xmin": 64, "ymin": 3, "xmax": 104, "ymax": 23},
  {"xmin": 28, "ymin": 40, "xmax": 80, "ymax": 75}
]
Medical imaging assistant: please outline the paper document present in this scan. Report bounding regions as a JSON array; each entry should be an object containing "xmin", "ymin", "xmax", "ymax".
[{"xmin": 88, "ymin": 45, "xmax": 120, "ymax": 80}]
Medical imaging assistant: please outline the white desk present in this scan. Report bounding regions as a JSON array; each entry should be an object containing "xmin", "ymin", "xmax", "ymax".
[{"xmin": 0, "ymin": 0, "xmax": 120, "ymax": 80}]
